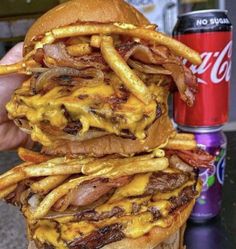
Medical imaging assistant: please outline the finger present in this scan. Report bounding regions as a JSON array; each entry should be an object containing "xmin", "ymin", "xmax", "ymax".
[
  {"xmin": 0, "ymin": 43, "xmax": 26, "ymax": 123},
  {"xmin": 0, "ymin": 121, "xmax": 33, "ymax": 151},
  {"xmin": 0, "ymin": 42, "xmax": 24, "ymax": 65}
]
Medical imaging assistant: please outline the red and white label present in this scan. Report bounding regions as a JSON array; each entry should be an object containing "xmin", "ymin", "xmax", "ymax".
[{"xmin": 174, "ymin": 31, "xmax": 233, "ymax": 126}]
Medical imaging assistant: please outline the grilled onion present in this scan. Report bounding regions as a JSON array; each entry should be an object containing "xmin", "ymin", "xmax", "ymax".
[
  {"xmin": 128, "ymin": 59, "xmax": 171, "ymax": 75},
  {"xmin": 35, "ymin": 67, "xmax": 104, "ymax": 92},
  {"xmin": 44, "ymin": 43, "xmax": 106, "ymax": 70}
]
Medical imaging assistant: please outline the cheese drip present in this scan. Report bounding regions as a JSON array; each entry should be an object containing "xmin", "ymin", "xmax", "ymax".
[
  {"xmin": 6, "ymin": 81, "xmax": 168, "ymax": 146},
  {"xmin": 33, "ymin": 211, "xmax": 173, "ymax": 249},
  {"xmin": 31, "ymin": 181, "xmax": 200, "ymax": 249}
]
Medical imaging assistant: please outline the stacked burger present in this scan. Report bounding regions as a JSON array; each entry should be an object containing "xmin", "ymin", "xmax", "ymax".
[{"xmin": 0, "ymin": 1, "xmax": 213, "ymax": 249}]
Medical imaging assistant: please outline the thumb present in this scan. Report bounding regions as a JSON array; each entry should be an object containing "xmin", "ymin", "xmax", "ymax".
[
  {"xmin": 0, "ymin": 42, "xmax": 24, "ymax": 65},
  {"xmin": 0, "ymin": 43, "xmax": 26, "ymax": 123}
]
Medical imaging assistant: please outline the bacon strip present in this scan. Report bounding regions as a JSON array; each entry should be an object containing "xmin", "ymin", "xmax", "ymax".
[
  {"xmin": 41, "ymin": 41, "xmax": 197, "ymax": 106},
  {"xmin": 166, "ymin": 149, "xmax": 214, "ymax": 168}
]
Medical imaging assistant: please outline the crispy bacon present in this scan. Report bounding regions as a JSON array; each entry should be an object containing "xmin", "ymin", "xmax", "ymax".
[
  {"xmin": 166, "ymin": 149, "xmax": 214, "ymax": 168},
  {"xmin": 43, "ymin": 43, "xmax": 102, "ymax": 69},
  {"xmin": 120, "ymin": 43, "xmax": 198, "ymax": 106},
  {"xmin": 68, "ymin": 223, "xmax": 124, "ymax": 249},
  {"xmin": 41, "ymin": 41, "xmax": 197, "ymax": 106},
  {"xmin": 33, "ymin": 48, "xmax": 44, "ymax": 64},
  {"xmin": 122, "ymin": 42, "xmax": 157, "ymax": 63},
  {"xmin": 169, "ymin": 154, "xmax": 194, "ymax": 173},
  {"xmin": 151, "ymin": 46, "xmax": 197, "ymax": 106}
]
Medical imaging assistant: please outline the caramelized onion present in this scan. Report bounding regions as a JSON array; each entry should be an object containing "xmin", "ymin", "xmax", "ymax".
[
  {"xmin": 124, "ymin": 44, "xmax": 157, "ymax": 63},
  {"xmin": 167, "ymin": 149, "xmax": 214, "ymax": 170},
  {"xmin": 128, "ymin": 59, "xmax": 171, "ymax": 75},
  {"xmin": 35, "ymin": 67, "xmax": 104, "ymax": 92},
  {"xmin": 45, "ymin": 191, "xmax": 115, "ymax": 219},
  {"xmin": 53, "ymin": 176, "xmax": 131, "ymax": 212},
  {"xmin": 173, "ymin": 149, "xmax": 214, "ymax": 168},
  {"xmin": 44, "ymin": 43, "xmax": 88, "ymax": 69},
  {"xmin": 169, "ymin": 155, "xmax": 193, "ymax": 173},
  {"xmin": 44, "ymin": 43, "xmax": 106, "ymax": 70}
]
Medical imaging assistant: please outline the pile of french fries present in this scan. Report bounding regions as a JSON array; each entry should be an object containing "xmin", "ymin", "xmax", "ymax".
[
  {"xmin": 0, "ymin": 133, "xmax": 196, "ymax": 220},
  {"xmin": 0, "ymin": 23, "xmax": 201, "ymax": 104}
]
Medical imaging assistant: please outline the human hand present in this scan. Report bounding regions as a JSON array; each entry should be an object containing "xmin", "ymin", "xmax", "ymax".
[{"xmin": 0, "ymin": 43, "xmax": 33, "ymax": 151}]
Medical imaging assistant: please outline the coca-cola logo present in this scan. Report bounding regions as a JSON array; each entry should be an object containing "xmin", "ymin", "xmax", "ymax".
[{"xmin": 183, "ymin": 41, "xmax": 232, "ymax": 84}]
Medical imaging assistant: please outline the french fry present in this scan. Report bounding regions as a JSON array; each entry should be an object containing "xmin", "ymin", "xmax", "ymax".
[
  {"xmin": 101, "ymin": 36, "xmax": 152, "ymax": 104},
  {"xmin": 0, "ymin": 184, "xmax": 17, "ymax": 199},
  {"xmin": 24, "ymin": 162, "xmax": 82, "ymax": 177},
  {"xmin": 18, "ymin": 148, "xmax": 51, "ymax": 164},
  {"xmin": 30, "ymin": 175, "xmax": 94, "ymax": 220},
  {"xmin": 0, "ymin": 171, "xmax": 25, "ymax": 190},
  {"xmin": 0, "ymin": 162, "xmax": 31, "ymax": 180},
  {"xmin": 0, "ymin": 24, "xmax": 200, "ymax": 76},
  {"xmin": 90, "ymin": 35, "xmax": 102, "ymax": 48},
  {"xmin": 66, "ymin": 36, "xmax": 91, "ymax": 45},
  {"xmin": 0, "ymin": 62, "xmax": 23, "ymax": 74},
  {"xmin": 174, "ymin": 133, "xmax": 195, "ymax": 140},
  {"xmin": 66, "ymin": 43, "xmax": 92, "ymax": 56},
  {"xmin": 0, "ymin": 158, "xmax": 92, "ymax": 190},
  {"xmin": 0, "ymin": 59, "xmax": 39, "ymax": 75},
  {"xmin": 102, "ymin": 157, "xmax": 169, "ymax": 178},
  {"xmin": 165, "ymin": 139, "xmax": 197, "ymax": 150},
  {"xmin": 31, "ymin": 175, "xmax": 69, "ymax": 194},
  {"xmin": 30, "ymin": 156, "xmax": 169, "ymax": 219},
  {"xmin": 49, "ymin": 23, "xmax": 201, "ymax": 65},
  {"xmin": 165, "ymin": 132, "xmax": 196, "ymax": 150},
  {"xmin": 23, "ymin": 157, "xmax": 94, "ymax": 177},
  {"xmin": 81, "ymin": 154, "xmax": 155, "ymax": 175}
]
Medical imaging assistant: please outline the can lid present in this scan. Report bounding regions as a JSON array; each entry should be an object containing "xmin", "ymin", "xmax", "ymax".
[
  {"xmin": 178, "ymin": 125, "xmax": 223, "ymax": 133},
  {"xmin": 178, "ymin": 9, "xmax": 228, "ymax": 18}
]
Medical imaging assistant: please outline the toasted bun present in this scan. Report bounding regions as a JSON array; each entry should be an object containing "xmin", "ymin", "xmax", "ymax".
[
  {"xmin": 42, "ymin": 114, "xmax": 175, "ymax": 156},
  {"xmin": 28, "ymin": 229, "xmax": 184, "ymax": 249},
  {"xmin": 28, "ymin": 201, "xmax": 193, "ymax": 249},
  {"xmin": 24, "ymin": 0, "xmax": 149, "ymax": 53}
]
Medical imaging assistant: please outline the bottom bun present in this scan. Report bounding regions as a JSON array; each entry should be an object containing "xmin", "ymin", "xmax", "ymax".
[
  {"xmin": 42, "ymin": 114, "xmax": 174, "ymax": 157},
  {"xmin": 27, "ymin": 200, "xmax": 193, "ymax": 249},
  {"xmin": 102, "ymin": 200, "xmax": 194, "ymax": 249},
  {"xmin": 154, "ymin": 224, "xmax": 186, "ymax": 249},
  {"xmin": 28, "ymin": 226, "xmax": 185, "ymax": 249}
]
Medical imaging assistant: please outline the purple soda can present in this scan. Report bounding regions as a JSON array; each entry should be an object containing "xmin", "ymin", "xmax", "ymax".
[{"xmin": 178, "ymin": 125, "xmax": 227, "ymax": 222}]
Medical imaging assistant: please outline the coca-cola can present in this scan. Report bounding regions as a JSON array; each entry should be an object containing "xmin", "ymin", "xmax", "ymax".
[
  {"xmin": 178, "ymin": 125, "xmax": 227, "ymax": 222},
  {"xmin": 173, "ymin": 10, "xmax": 233, "ymax": 127}
]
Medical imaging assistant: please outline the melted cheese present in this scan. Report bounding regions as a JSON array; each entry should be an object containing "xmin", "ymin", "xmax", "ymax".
[
  {"xmin": 121, "ymin": 212, "xmax": 173, "ymax": 238},
  {"xmin": 33, "ymin": 210, "xmax": 174, "ymax": 248},
  {"xmin": 153, "ymin": 148, "xmax": 165, "ymax": 157},
  {"xmin": 34, "ymin": 220, "xmax": 66, "ymax": 249},
  {"xmin": 81, "ymin": 157, "xmax": 169, "ymax": 178},
  {"xmin": 123, "ymin": 212, "xmax": 154, "ymax": 238},
  {"xmin": 31, "ymin": 181, "xmax": 198, "ymax": 248},
  {"xmin": 6, "ymin": 81, "xmax": 163, "ymax": 146},
  {"xmin": 61, "ymin": 221, "xmax": 95, "ymax": 241},
  {"xmin": 108, "ymin": 174, "xmax": 151, "ymax": 202},
  {"xmin": 96, "ymin": 197, "xmax": 150, "ymax": 214}
]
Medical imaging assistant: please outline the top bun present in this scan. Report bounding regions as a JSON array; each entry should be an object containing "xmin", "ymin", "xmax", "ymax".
[{"xmin": 24, "ymin": 0, "xmax": 149, "ymax": 52}]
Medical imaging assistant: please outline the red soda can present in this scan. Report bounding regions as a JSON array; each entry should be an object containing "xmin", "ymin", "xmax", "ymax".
[{"xmin": 173, "ymin": 10, "xmax": 233, "ymax": 127}]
